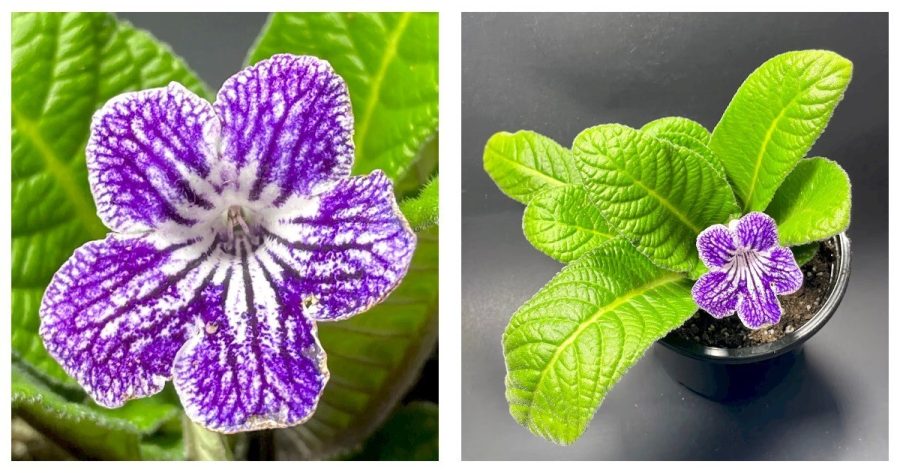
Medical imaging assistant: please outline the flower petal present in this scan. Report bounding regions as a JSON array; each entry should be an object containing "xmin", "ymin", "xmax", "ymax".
[
  {"xmin": 215, "ymin": 54, "xmax": 353, "ymax": 205},
  {"xmin": 87, "ymin": 83, "xmax": 223, "ymax": 233},
  {"xmin": 691, "ymin": 270, "xmax": 740, "ymax": 318},
  {"xmin": 39, "ymin": 233, "xmax": 219, "ymax": 407},
  {"xmin": 262, "ymin": 171, "xmax": 416, "ymax": 321},
  {"xmin": 172, "ymin": 242, "xmax": 327, "ymax": 433},
  {"xmin": 696, "ymin": 224, "xmax": 738, "ymax": 269},
  {"xmin": 759, "ymin": 246, "xmax": 804, "ymax": 294},
  {"xmin": 736, "ymin": 277, "xmax": 782, "ymax": 329},
  {"xmin": 734, "ymin": 211, "xmax": 778, "ymax": 251}
]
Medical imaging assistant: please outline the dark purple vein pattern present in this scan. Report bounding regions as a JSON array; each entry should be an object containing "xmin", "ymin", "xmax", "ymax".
[
  {"xmin": 691, "ymin": 212, "xmax": 803, "ymax": 329},
  {"xmin": 39, "ymin": 54, "xmax": 416, "ymax": 433}
]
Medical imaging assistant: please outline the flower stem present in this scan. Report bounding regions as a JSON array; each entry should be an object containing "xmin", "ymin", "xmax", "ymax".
[{"xmin": 182, "ymin": 416, "xmax": 233, "ymax": 461}]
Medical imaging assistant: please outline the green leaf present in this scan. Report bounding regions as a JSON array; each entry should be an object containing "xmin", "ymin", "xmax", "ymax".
[
  {"xmin": 573, "ymin": 124, "xmax": 740, "ymax": 276},
  {"xmin": 791, "ymin": 242, "xmax": 820, "ymax": 267},
  {"xmin": 709, "ymin": 50, "xmax": 853, "ymax": 212},
  {"xmin": 766, "ymin": 157, "xmax": 851, "ymax": 246},
  {"xmin": 396, "ymin": 134, "xmax": 438, "ymax": 198},
  {"xmin": 400, "ymin": 176, "xmax": 439, "ymax": 232},
  {"xmin": 13, "ymin": 363, "xmax": 178, "ymax": 460},
  {"xmin": 12, "ymin": 12, "xmax": 211, "ymax": 387},
  {"xmin": 351, "ymin": 402, "xmax": 439, "ymax": 460},
  {"xmin": 503, "ymin": 239, "xmax": 695, "ymax": 445},
  {"xmin": 275, "ymin": 227, "xmax": 439, "ymax": 460},
  {"xmin": 641, "ymin": 116, "xmax": 727, "ymax": 179},
  {"xmin": 523, "ymin": 185, "xmax": 614, "ymax": 263},
  {"xmin": 483, "ymin": 130, "xmax": 581, "ymax": 204},
  {"xmin": 248, "ymin": 13, "xmax": 438, "ymax": 181}
]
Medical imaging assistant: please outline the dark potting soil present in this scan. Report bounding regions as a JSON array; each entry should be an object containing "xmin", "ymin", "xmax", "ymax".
[{"xmin": 672, "ymin": 239, "xmax": 836, "ymax": 349}]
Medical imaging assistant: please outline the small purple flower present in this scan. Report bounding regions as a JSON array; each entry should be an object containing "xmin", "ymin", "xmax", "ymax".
[
  {"xmin": 38, "ymin": 55, "xmax": 416, "ymax": 433},
  {"xmin": 691, "ymin": 212, "xmax": 803, "ymax": 329}
]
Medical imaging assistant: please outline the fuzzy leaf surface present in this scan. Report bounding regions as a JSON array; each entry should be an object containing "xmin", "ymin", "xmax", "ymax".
[
  {"xmin": 709, "ymin": 50, "xmax": 853, "ymax": 211},
  {"xmin": 12, "ymin": 363, "xmax": 180, "ymax": 460},
  {"xmin": 483, "ymin": 130, "xmax": 581, "ymax": 204},
  {"xmin": 400, "ymin": 177, "xmax": 439, "ymax": 232},
  {"xmin": 642, "ymin": 116, "xmax": 727, "ymax": 178},
  {"xmin": 766, "ymin": 157, "xmax": 851, "ymax": 246},
  {"xmin": 248, "ymin": 12, "xmax": 438, "ymax": 181},
  {"xmin": 574, "ymin": 124, "xmax": 739, "ymax": 276},
  {"xmin": 503, "ymin": 239, "xmax": 695, "ymax": 445},
  {"xmin": 523, "ymin": 185, "xmax": 614, "ymax": 263}
]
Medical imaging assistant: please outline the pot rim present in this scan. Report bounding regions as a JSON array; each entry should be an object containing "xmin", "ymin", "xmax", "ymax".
[{"xmin": 658, "ymin": 232, "xmax": 851, "ymax": 365}]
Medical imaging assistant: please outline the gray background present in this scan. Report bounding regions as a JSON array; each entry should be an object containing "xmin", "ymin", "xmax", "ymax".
[
  {"xmin": 462, "ymin": 13, "xmax": 888, "ymax": 460},
  {"xmin": 117, "ymin": 13, "xmax": 269, "ymax": 88}
]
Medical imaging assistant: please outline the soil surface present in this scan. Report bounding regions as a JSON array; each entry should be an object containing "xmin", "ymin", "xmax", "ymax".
[{"xmin": 672, "ymin": 239, "xmax": 836, "ymax": 348}]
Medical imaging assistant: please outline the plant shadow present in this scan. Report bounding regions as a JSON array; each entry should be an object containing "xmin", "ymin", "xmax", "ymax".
[{"xmin": 654, "ymin": 350, "xmax": 846, "ymax": 460}]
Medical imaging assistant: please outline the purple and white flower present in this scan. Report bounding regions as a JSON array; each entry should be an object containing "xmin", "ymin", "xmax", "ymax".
[
  {"xmin": 691, "ymin": 212, "xmax": 803, "ymax": 329},
  {"xmin": 39, "ymin": 54, "xmax": 416, "ymax": 433}
]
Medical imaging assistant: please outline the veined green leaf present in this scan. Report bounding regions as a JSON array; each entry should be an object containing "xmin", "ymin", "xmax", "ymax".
[
  {"xmin": 400, "ymin": 176, "xmax": 439, "ymax": 232},
  {"xmin": 523, "ymin": 185, "xmax": 614, "ymax": 263},
  {"xmin": 573, "ymin": 124, "xmax": 739, "ymax": 276},
  {"xmin": 709, "ymin": 50, "xmax": 853, "ymax": 211},
  {"xmin": 12, "ymin": 12, "xmax": 211, "ymax": 388},
  {"xmin": 483, "ymin": 130, "xmax": 581, "ymax": 204},
  {"xmin": 13, "ymin": 363, "xmax": 180, "ymax": 460},
  {"xmin": 766, "ymin": 157, "xmax": 851, "ymax": 246},
  {"xmin": 642, "ymin": 116, "xmax": 727, "ymax": 179},
  {"xmin": 247, "ymin": 13, "xmax": 438, "ymax": 181},
  {"xmin": 503, "ymin": 239, "xmax": 695, "ymax": 445},
  {"xmin": 351, "ymin": 402, "xmax": 439, "ymax": 460},
  {"xmin": 275, "ymin": 228, "xmax": 439, "ymax": 460}
]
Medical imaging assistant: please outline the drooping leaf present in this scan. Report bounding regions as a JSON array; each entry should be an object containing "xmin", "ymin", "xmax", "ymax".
[
  {"xmin": 641, "ymin": 116, "xmax": 727, "ymax": 179},
  {"xmin": 503, "ymin": 239, "xmax": 695, "ymax": 445},
  {"xmin": 573, "ymin": 124, "xmax": 740, "ymax": 277},
  {"xmin": 247, "ymin": 12, "xmax": 438, "ymax": 181},
  {"xmin": 12, "ymin": 363, "xmax": 181, "ymax": 460},
  {"xmin": 351, "ymin": 402, "xmax": 439, "ymax": 460},
  {"xmin": 523, "ymin": 185, "xmax": 614, "ymax": 263},
  {"xmin": 11, "ymin": 12, "xmax": 211, "ymax": 388},
  {"xmin": 709, "ymin": 50, "xmax": 853, "ymax": 212},
  {"xmin": 483, "ymin": 130, "xmax": 581, "ymax": 204},
  {"xmin": 400, "ymin": 176, "xmax": 439, "ymax": 232},
  {"xmin": 791, "ymin": 242, "xmax": 820, "ymax": 267},
  {"xmin": 766, "ymin": 157, "xmax": 851, "ymax": 246},
  {"xmin": 274, "ymin": 227, "xmax": 439, "ymax": 460}
]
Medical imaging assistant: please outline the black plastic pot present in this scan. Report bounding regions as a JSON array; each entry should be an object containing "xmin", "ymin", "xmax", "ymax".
[{"xmin": 654, "ymin": 233, "xmax": 851, "ymax": 401}]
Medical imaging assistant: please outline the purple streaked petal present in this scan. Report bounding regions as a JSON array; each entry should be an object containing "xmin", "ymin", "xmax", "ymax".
[
  {"xmin": 691, "ymin": 270, "xmax": 740, "ymax": 318},
  {"xmin": 736, "ymin": 276, "xmax": 782, "ymax": 329},
  {"xmin": 759, "ymin": 246, "xmax": 803, "ymax": 294},
  {"xmin": 87, "ymin": 83, "xmax": 222, "ymax": 233},
  {"xmin": 262, "ymin": 171, "xmax": 416, "ymax": 321},
  {"xmin": 39, "ymin": 233, "xmax": 217, "ymax": 407},
  {"xmin": 734, "ymin": 211, "xmax": 778, "ymax": 251},
  {"xmin": 215, "ymin": 54, "xmax": 353, "ymax": 205},
  {"xmin": 696, "ymin": 224, "xmax": 738, "ymax": 269},
  {"xmin": 172, "ymin": 242, "xmax": 327, "ymax": 433}
]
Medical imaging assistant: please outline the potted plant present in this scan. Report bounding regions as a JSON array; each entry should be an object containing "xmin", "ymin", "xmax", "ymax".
[{"xmin": 483, "ymin": 50, "xmax": 853, "ymax": 445}]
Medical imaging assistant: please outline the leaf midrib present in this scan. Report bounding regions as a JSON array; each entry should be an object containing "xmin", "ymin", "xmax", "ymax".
[
  {"xmin": 353, "ymin": 12, "xmax": 412, "ymax": 163},
  {"xmin": 603, "ymin": 158, "xmax": 702, "ymax": 234},
  {"xmin": 11, "ymin": 103, "xmax": 107, "ymax": 240},
  {"xmin": 514, "ymin": 272, "xmax": 683, "ymax": 423},
  {"xmin": 740, "ymin": 68, "xmax": 843, "ymax": 211}
]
